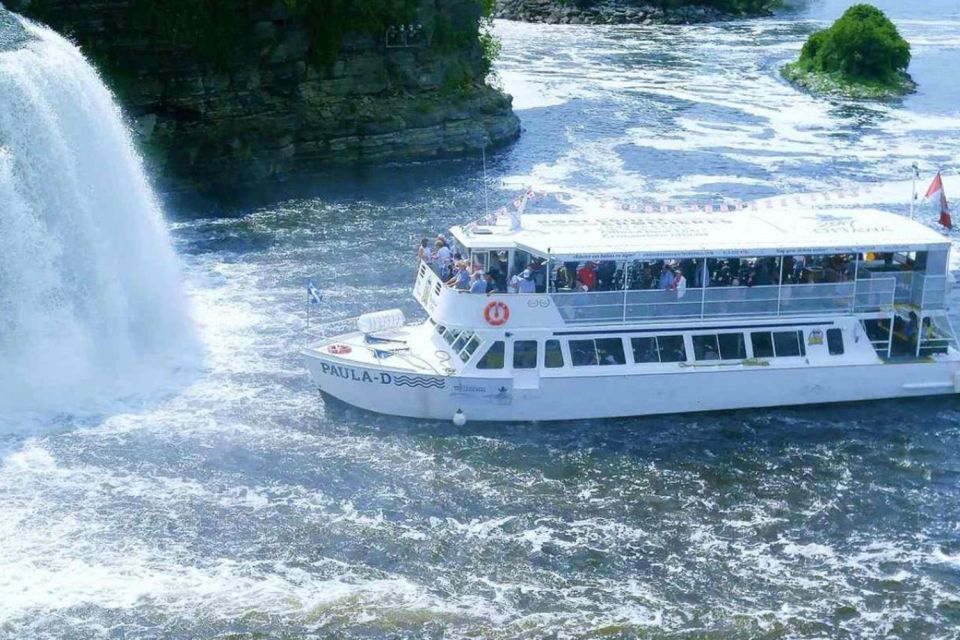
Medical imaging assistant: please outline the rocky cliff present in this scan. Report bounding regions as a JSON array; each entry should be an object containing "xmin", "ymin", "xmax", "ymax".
[{"xmin": 9, "ymin": 0, "xmax": 520, "ymax": 197}]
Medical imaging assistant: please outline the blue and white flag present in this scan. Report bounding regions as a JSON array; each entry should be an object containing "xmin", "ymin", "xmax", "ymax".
[{"xmin": 307, "ymin": 280, "xmax": 323, "ymax": 305}]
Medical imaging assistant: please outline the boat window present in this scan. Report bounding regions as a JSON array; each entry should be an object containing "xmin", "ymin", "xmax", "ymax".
[
  {"xmin": 751, "ymin": 332, "xmax": 774, "ymax": 358},
  {"xmin": 826, "ymin": 328, "xmax": 844, "ymax": 355},
  {"xmin": 596, "ymin": 338, "xmax": 626, "ymax": 365},
  {"xmin": 718, "ymin": 333, "xmax": 746, "ymax": 360},
  {"xmin": 773, "ymin": 330, "xmax": 805, "ymax": 357},
  {"xmin": 451, "ymin": 332, "xmax": 470, "ymax": 352},
  {"xmin": 569, "ymin": 338, "xmax": 625, "ymax": 366},
  {"xmin": 460, "ymin": 335, "xmax": 482, "ymax": 362},
  {"xmin": 544, "ymin": 340, "xmax": 564, "ymax": 368},
  {"xmin": 513, "ymin": 340, "xmax": 538, "ymax": 369},
  {"xmin": 658, "ymin": 335, "xmax": 687, "ymax": 362},
  {"xmin": 569, "ymin": 340, "xmax": 599, "ymax": 366},
  {"xmin": 692, "ymin": 335, "xmax": 721, "ymax": 361},
  {"xmin": 476, "ymin": 341, "xmax": 505, "ymax": 369},
  {"xmin": 632, "ymin": 337, "xmax": 660, "ymax": 363},
  {"xmin": 631, "ymin": 335, "xmax": 687, "ymax": 363}
]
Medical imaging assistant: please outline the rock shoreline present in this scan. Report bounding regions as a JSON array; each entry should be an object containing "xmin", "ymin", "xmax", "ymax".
[{"xmin": 493, "ymin": 0, "xmax": 764, "ymax": 25}]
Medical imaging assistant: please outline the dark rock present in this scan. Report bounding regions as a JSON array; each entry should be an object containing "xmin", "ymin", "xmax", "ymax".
[{"xmin": 11, "ymin": 0, "xmax": 520, "ymax": 199}]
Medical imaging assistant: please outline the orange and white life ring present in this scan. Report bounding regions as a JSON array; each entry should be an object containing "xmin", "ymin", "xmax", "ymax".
[
  {"xmin": 483, "ymin": 300, "xmax": 510, "ymax": 326},
  {"xmin": 328, "ymin": 344, "xmax": 352, "ymax": 355}
]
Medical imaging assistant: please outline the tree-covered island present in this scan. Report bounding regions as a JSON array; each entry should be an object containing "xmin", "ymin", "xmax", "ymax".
[{"xmin": 781, "ymin": 4, "xmax": 915, "ymax": 99}]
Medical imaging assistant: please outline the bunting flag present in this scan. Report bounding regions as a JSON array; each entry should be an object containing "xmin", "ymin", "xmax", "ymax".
[
  {"xmin": 462, "ymin": 174, "xmax": 957, "ymax": 233},
  {"xmin": 924, "ymin": 171, "xmax": 952, "ymax": 229}
]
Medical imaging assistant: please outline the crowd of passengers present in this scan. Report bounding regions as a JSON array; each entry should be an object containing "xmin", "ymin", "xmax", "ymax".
[{"xmin": 418, "ymin": 234, "xmax": 920, "ymax": 295}]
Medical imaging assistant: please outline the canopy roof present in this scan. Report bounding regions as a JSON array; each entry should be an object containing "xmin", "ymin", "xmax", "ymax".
[{"xmin": 450, "ymin": 206, "xmax": 949, "ymax": 261}]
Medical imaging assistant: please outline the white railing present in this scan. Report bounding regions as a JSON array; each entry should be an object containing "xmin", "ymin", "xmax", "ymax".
[{"xmin": 550, "ymin": 278, "xmax": 899, "ymax": 325}]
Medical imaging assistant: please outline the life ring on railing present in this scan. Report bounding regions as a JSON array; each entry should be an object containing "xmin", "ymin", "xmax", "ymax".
[
  {"xmin": 328, "ymin": 344, "xmax": 352, "ymax": 355},
  {"xmin": 483, "ymin": 300, "xmax": 510, "ymax": 326}
]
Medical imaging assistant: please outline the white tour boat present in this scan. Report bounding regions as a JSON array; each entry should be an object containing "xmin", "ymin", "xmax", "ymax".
[{"xmin": 303, "ymin": 205, "xmax": 960, "ymax": 422}]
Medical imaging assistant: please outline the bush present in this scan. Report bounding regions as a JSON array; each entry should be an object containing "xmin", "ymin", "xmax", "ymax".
[{"xmin": 795, "ymin": 4, "xmax": 910, "ymax": 81}]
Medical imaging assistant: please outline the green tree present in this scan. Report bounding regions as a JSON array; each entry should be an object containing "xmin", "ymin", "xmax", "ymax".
[{"xmin": 796, "ymin": 4, "xmax": 910, "ymax": 81}]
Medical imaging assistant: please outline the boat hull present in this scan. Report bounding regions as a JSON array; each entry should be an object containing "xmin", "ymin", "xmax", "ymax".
[{"xmin": 304, "ymin": 352, "xmax": 960, "ymax": 422}]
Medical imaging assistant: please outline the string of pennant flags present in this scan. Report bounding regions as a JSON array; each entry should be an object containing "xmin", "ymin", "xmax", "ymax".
[
  {"xmin": 468, "ymin": 170, "xmax": 953, "ymax": 230},
  {"xmin": 469, "ymin": 184, "xmax": 882, "ymax": 227}
]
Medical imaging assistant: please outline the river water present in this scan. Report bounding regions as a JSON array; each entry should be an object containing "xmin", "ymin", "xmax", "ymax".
[{"xmin": 2, "ymin": 1, "xmax": 960, "ymax": 638}]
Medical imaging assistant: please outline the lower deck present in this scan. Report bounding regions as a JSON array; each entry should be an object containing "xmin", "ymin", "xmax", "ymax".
[{"xmin": 304, "ymin": 311, "xmax": 960, "ymax": 421}]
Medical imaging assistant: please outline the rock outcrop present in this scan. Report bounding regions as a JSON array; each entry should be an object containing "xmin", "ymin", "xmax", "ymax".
[
  {"xmin": 494, "ymin": 0, "xmax": 769, "ymax": 25},
  {"xmin": 9, "ymin": 0, "xmax": 520, "ymax": 197}
]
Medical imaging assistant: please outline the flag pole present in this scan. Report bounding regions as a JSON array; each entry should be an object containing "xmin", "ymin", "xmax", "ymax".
[
  {"xmin": 481, "ymin": 142, "xmax": 490, "ymax": 220},
  {"xmin": 910, "ymin": 162, "xmax": 919, "ymax": 216}
]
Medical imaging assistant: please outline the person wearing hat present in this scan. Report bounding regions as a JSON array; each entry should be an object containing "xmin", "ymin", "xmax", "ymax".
[{"xmin": 518, "ymin": 268, "xmax": 536, "ymax": 294}]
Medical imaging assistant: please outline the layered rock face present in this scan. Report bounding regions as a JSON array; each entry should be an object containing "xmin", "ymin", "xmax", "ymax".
[
  {"xmin": 494, "ymin": 0, "xmax": 764, "ymax": 25},
  {"xmin": 11, "ymin": 0, "xmax": 520, "ymax": 197}
]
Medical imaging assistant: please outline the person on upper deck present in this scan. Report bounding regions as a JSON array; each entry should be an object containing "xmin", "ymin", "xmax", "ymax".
[
  {"xmin": 658, "ymin": 265, "xmax": 675, "ymax": 290},
  {"xmin": 448, "ymin": 261, "xmax": 471, "ymax": 290},
  {"xmin": 416, "ymin": 238, "xmax": 429, "ymax": 264},
  {"xmin": 577, "ymin": 262, "xmax": 597, "ymax": 291},
  {"xmin": 518, "ymin": 269, "xmax": 536, "ymax": 294},
  {"xmin": 485, "ymin": 270, "xmax": 501, "ymax": 294},
  {"xmin": 670, "ymin": 269, "xmax": 687, "ymax": 298},
  {"xmin": 469, "ymin": 271, "xmax": 487, "ymax": 294},
  {"xmin": 433, "ymin": 241, "xmax": 452, "ymax": 279}
]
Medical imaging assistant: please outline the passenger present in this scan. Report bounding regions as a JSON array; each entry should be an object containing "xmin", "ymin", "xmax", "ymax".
[
  {"xmin": 577, "ymin": 261, "xmax": 598, "ymax": 291},
  {"xmin": 658, "ymin": 265, "xmax": 674, "ymax": 290},
  {"xmin": 531, "ymin": 260, "xmax": 547, "ymax": 293},
  {"xmin": 435, "ymin": 233, "xmax": 448, "ymax": 248},
  {"xmin": 434, "ymin": 239, "xmax": 452, "ymax": 278},
  {"xmin": 507, "ymin": 270, "xmax": 521, "ymax": 294},
  {"xmin": 448, "ymin": 261, "xmax": 471, "ymax": 290},
  {"xmin": 554, "ymin": 264, "xmax": 570, "ymax": 290},
  {"xmin": 597, "ymin": 260, "xmax": 617, "ymax": 291},
  {"xmin": 518, "ymin": 269, "xmax": 536, "ymax": 294},
  {"xmin": 484, "ymin": 270, "xmax": 500, "ymax": 294},
  {"xmin": 670, "ymin": 269, "xmax": 687, "ymax": 298},
  {"xmin": 640, "ymin": 263, "xmax": 655, "ymax": 289},
  {"xmin": 469, "ymin": 272, "xmax": 487, "ymax": 294},
  {"xmin": 600, "ymin": 349, "xmax": 620, "ymax": 365},
  {"xmin": 694, "ymin": 259, "xmax": 710, "ymax": 288},
  {"xmin": 681, "ymin": 260, "xmax": 697, "ymax": 288},
  {"xmin": 416, "ymin": 238, "xmax": 429, "ymax": 264}
]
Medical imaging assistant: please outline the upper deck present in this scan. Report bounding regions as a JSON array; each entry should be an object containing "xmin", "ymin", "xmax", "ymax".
[
  {"xmin": 420, "ymin": 207, "xmax": 951, "ymax": 330},
  {"xmin": 451, "ymin": 206, "xmax": 950, "ymax": 260}
]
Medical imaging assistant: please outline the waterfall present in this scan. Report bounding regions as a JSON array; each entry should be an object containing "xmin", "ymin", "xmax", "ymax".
[{"xmin": 0, "ymin": 15, "xmax": 197, "ymax": 419}]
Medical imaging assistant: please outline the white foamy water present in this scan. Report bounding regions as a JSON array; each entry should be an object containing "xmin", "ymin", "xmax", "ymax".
[
  {"xmin": 0, "ymin": 19, "xmax": 196, "ymax": 424},
  {"xmin": 2, "ymin": 4, "xmax": 960, "ymax": 639}
]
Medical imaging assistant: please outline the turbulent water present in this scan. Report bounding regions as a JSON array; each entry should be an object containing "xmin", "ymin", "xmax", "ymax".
[
  {"xmin": 2, "ymin": 1, "xmax": 960, "ymax": 638},
  {"xmin": 0, "ymin": 17, "xmax": 196, "ymax": 425}
]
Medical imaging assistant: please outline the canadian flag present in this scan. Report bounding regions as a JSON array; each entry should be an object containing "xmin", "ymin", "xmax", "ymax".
[{"xmin": 925, "ymin": 171, "xmax": 952, "ymax": 229}]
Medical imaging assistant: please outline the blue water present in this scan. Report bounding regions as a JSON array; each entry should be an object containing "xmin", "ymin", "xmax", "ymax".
[{"xmin": 2, "ymin": 2, "xmax": 960, "ymax": 638}]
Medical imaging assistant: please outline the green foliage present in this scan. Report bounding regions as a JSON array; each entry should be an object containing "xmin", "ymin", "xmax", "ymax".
[
  {"xmin": 795, "ymin": 4, "xmax": 910, "ymax": 81},
  {"xmin": 129, "ymin": 0, "xmax": 259, "ymax": 69},
  {"xmin": 478, "ymin": 27, "xmax": 501, "ymax": 76}
]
